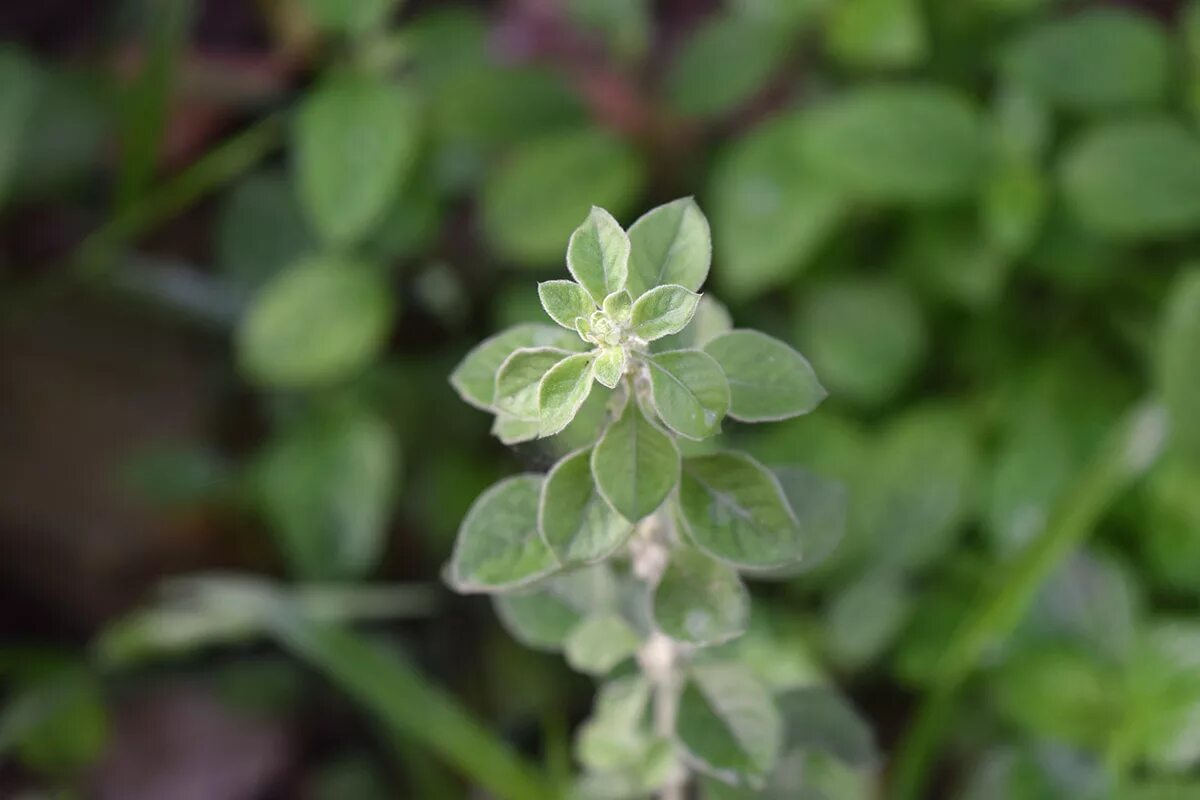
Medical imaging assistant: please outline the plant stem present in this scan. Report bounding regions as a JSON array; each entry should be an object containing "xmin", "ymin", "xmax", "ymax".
[{"xmin": 889, "ymin": 402, "xmax": 1167, "ymax": 800}]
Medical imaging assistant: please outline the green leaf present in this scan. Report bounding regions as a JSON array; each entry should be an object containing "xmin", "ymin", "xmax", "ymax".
[
  {"xmin": 0, "ymin": 47, "xmax": 41, "ymax": 208},
  {"xmin": 602, "ymin": 289, "xmax": 633, "ymax": 322},
  {"xmin": 653, "ymin": 546, "xmax": 749, "ymax": 646},
  {"xmin": 494, "ymin": 565, "xmax": 617, "ymax": 651},
  {"xmin": 568, "ymin": 206, "xmax": 632, "ymax": 302},
  {"xmin": 301, "ymin": 0, "xmax": 396, "ymax": 35},
  {"xmin": 447, "ymin": 475, "xmax": 560, "ymax": 592},
  {"xmin": 1158, "ymin": 269, "xmax": 1200, "ymax": 458},
  {"xmin": 538, "ymin": 280, "xmax": 597, "ymax": 330},
  {"xmin": 630, "ymin": 285, "xmax": 702, "ymax": 341},
  {"xmin": 564, "ymin": 613, "xmax": 641, "ymax": 675},
  {"xmin": 255, "ymin": 408, "xmax": 399, "ymax": 580},
  {"xmin": 493, "ymin": 413, "xmax": 541, "ymax": 445},
  {"xmin": 294, "ymin": 72, "xmax": 420, "ymax": 245},
  {"xmin": 626, "ymin": 198, "xmax": 712, "ymax": 298},
  {"xmin": 1061, "ymin": 118, "xmax": 1200, "ymax": 240},
  {"xmin": 825, "ymin": 0, "xmax": 927, "ymax": 70},
  {"xmin": 452, "ymin": 324, "xmax": 585, "ymax": 411},
  {"xmin": 576, "ymin": 675, "xmax": 653, "ymax": 771},
  {"xmin": 676, "ymin": 662, "xmax": 782, "ymax": 786},
  {"xmin": 1003, "ymin": 9, "xmax": 1168, "ymax": 112},
  {"xmin": 594, "ymin": 347, "xmax": 627, "ymax": 389},
  {"xmin": 217, "ymin": 170, "xmax": 316, "ymax": 293},
  {"xmin": 825, "ymin": 569, "xmax": 912, "ymax": 670},
  {"xmin": 645, "ymin": 350, "xmax": 730, "ymax": 440},
  {"xmin": 666, "ymin": 15, "xmax": 791, "ymax": 119},
  {"xmin": 237, "ymin": 257, "xmax": 393, "ymax": 388},
  {"xmin": 704, "ymin": 330, "xmax": 825, "ymax": 422},
  {"xmin": 540, "ymin": 448, "xmax": 635, "ymax": 565},
  {"xmin": 482, "ymin": 129, "xmax": 643, "ymax": 266},
  {"xmin": 747, "ymin": 467, "xmax": 848, "ymax": 579},
  {"xmin": 777, "ymin": 688, "xmax": 878, "ymax": 770},
  {"xmin": 495, "ymin": 347, "xmax": 573, "ymax": 420},
  {"xmin": 796, "ymin": 277, "xmax": 926, "ymax": 407},
  {"xmin": 710, "ymin": 113, "xmax": 847, "ymax": 300},
  {"xmin": 655, "ymin": 296, "xmax": 733, "ymax": 352},
  {"xmin": 677, "ymin": 452, "xmax": 803, "ymax": 569},
  {"xmin": 801, "ymin": 85, "xmax": 985, "ymax": 203},
  {"xmin": 591, "ymin": 397, "xmax": 681, "ymax": 522},
  {"xmin": 539, "ymin": 352, "xmax": 598, "ymax": 437}
]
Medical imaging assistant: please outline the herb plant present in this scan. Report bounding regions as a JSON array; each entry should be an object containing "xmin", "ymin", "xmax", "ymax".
[{"xmin": 449, "ymin": 198, "xmax": 848, "ymax": 796}]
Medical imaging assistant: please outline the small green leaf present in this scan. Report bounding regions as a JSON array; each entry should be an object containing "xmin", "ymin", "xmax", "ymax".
[
  {"xmin": 1158, "ymin": 269, "xmax": 1200, "ymax": 458},
  {"xmin": 451, "ymin": 324, "xmax": 585, "ymax": 411},
  {"xmin": 564, "ymin": 613, "xmax": 641, "ymax": 675},
  {"xmin": 602, "ymin": 289, "xmax": 633, "ymax": 322},
  {"xmin": 538, "ymin": 280, "xmax": 597, "ymax": 330},
  {"xmin": 482, "ymin": 128, "xmax": 643, "ymax": 266},
  {"xmin": 594, "ymin": 347, "xmax": 627, "ymax": 389},
  {"xmin": 568, "ymin": 206, "xmax": 632, "ymax": 302},
  {"xmin": 447, "ymin": 475, "xmax": 559, "ymax": 593},
  {"xmin": 826, "ymin": 0, "xmax": 927, "ymax": 70},
  {"xmin": 645, "ymin": 350, "xmax": 730, "ymax": 440},
  {"xmin": 801, "ymin": 85, "xmax": 985, "ymax": 203},
  {"xmin": 294, "ymin": 72, "xmax": 420, "ymax": 245},
  {"xmin": 237, "ymin": 257, "xmax": 393, "ymax": 388},
  {"xmin": 630, "ymin": 285, "xmax": 702, "ymax": 342},
  {"xmin": 492, "ymin": 413, "xmax": 541, "ymax": 445},
  {"xmin": 1003, "ymin": 9, "xmax": 1168, "ymax": 112},
  {"xmin": 576, "ymin": 675, "xmax": 653, "ymax": 771},
  {"xmin": 1061, "ymin": 118, "xmax": 1200, "ymax": 240},
  {"xmin": 494, "ymin": 564, "xmax": 617, "ymax": 652},
  {"xmin": 653, "ymin": 546, "xmax": 749, "ymax": 646},
  {"xmin": 655, "ymin": 296, "xmax": 733, "ymax": 352},
  {"xmin": 495, "ymin": 347, "xmax": 573, "ymax": 420},
  {"xmin": 704, "ymin": 330, "xmax": 825, "ymax": 422},
  {"xmin": 676, "ymin": 662, "xmax": 782, "ymax": 786},
  {"xmin": 677, "ymin": 452, "xmax": 802, "ymax": 570},
  {"xmin": 626, "ymin": 198, "xmax": 712, "ymax": 298},
  {"xmin": 538, "ymin": 352, "xmax": 598, "ymax": 437},
  {"xmin": 825, "ymin": 569, "xmax": 912, "ymax": 670},
  {"xmin": 666, "ymin": 15, "xmax": 791, "ymax": 119},
  {"xmin": 540, "ymin": 448, "xmax": 635, "ymax": 565},
  {"xmin": 591, "ymin": 397, "xmax": 681, "ymax": 522}
]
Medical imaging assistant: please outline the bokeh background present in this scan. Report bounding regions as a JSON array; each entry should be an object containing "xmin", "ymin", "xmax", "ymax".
[{"xmin": 2, "ymin": 0, "xmax": 1200, "ymax": 798}]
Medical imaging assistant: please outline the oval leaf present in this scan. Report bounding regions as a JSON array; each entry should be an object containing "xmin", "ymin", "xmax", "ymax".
[
  {"xmin": 451, "ymin": 324, "xmax": 585, "ymax": 411},
  {"xmin": 294, "ymin": 72, "xmax": 420, "ymax": 245},
  {"xmin": 237, "ymin": 257, "xmax": 393, "ymax": 388},
  {"xmin": 594, "ymin": 347, "xmax": 627, "ymax": 389},
  {"xmin": 677, "ymin": 452, "xmax": 803, "ymax": 569},
  {"xmin": 564, "ymin": 613, "xmax": 641, "ymax": 676},
  {"xmin": 538, "ymin": 352, "xmax": 598, "ymax": 437},
  {"xmin": 646, "ymin": 350, "xmax": 730, "ymax": 440},
  {"xmin": 567, "ymin": 206, "xmax": 631, "ymax": 302},
  {"xmin": 540, "ymin": 448, "xmax": 635, "ymax": 565},
  {"xmin": 538, "ymin": 280, "xmax": 596, "ymax": 330},
  {"xmin": 676, "ymin": 662, "xmax": 782, "ymax": 786},
  {"xmin": 626, "ymin": 198, "xmax": 712, "ymax": 297},
  {"xmin": 591, "ymin": 397, "xmax": 681, "ymax": 522},
  {"xmin": 495, "ymin": 347, "xmax": 573, "ymax": 420},
  {"xmin": 630, "ymin": 285, "xmax": 702, "ymax": 342},
  {"xmin": 653, "ymin": 546, "xmax": 749, "ymax": 646},
  {"xmin": 703, "ymin": 330, "xmax": 826, "ymax": 422},
  {"xmin": 1158, "ymin": 269, "xmax": 1200, "ymax": 458},
  {"xmin": 447, "ymin": 475, "xmax": 559, "ymax": 592}
]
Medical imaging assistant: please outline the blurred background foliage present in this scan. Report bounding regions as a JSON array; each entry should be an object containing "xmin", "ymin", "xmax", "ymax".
[{"xmin": 2, "ymin": 0, "xmax": 1200, "ymax": 798}]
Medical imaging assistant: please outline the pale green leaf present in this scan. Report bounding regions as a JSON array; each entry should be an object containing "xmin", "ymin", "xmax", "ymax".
[
  {"xmin": 495, "ymin": 347, "xmax": 573, "ymax": 420},
  {"xmin": 1003, "ymin": 9, "xmax": 1168, "ymax": 112},
  {"xmin": 653, "ymin": 546, "xmax": 749, "ymax": 646},
  {"xmin": 540, "ymin": 448, "xmax": 635, "ymax": 565},
  {"xmin": 626, "ymin": 198, "xmax": 712, "ymax": 298},
  {"xmin": 704, "ymin": 330, "xmax": 825, "ymax": 422},
  {"xmin": 676, "ymin": 662, "xmax": 782, "ymax": 786},
  {"xmin": 645, "ymin": 350, "xmax": 730, "ymax": 440},
  {"xmin": 576, "ymin": 675, "xmax": 653, "ymax": 772},
  {"xmin": 492, "ymin": 413, "xmax": 541, "ymax": 445},
  {"xmin": 538, "ymin": 280, "xmax": 597, "ymax": 330},
  {"xmin": 451, "ymin": 324, "xmax": 585, "ymax": 411},
  {"xmin": 594, "ymin": 347, "xmax": 627, "ymax": 389},
  {"xmin": 677, "ymin": 452, "xmax": 803, "ymax": 570},
  {"xmin": 494, "ymin": 564, "xmax": 618, "ymax": 651},
  {"xmin": 602, "ymin": 289, "xmax": 633, "ymax": 322},
  {"xmin": 1061, "ymin": 118, "xmax": 1200, "ymax": 240},
  {"xmin": 565, "ymin": 613, "xmax": 641, "ymax": 675},
  {"xmin": 743, "ymin": 467, "xmax": 848, "ymax": 580},
  {"xmin": 1158, "ymin": 269, "xmax": 1200, "ymax": 458},
  {"xmin": 294, "ymin": 72, "xmax": 420, "ymax": 245},
  {"xmin": 237, "ymin": 257, "xmax": 393, "ymax": 388},
  {"xmin": 482, "ymin": 129, "xmax": 643, "ymax": 266},
  {"xmin": 591, "ymin": 397, "xmax": 681, "ymax": 522},
  {"xmin": 710, "ymin": 113, "xmax": 847, "ymax": 300},
  {"xmin": 630, "ymin": 285, "xmax": 702, "ymax": 342},
  {"xmin": 568, "ymin": 206, "xmax": 631, "ymax": 302},
  {"xmin": 655, "ymin": 296, "xmax": 733, "ymax": 352},
  {"xmin": 447, "ymin": 475, "xmax": 559, "ymax": 592},
  {"xmin": 825, "ymin": 569, "xmax": 912, "ymax": 670},
  {"xmin": 801, "ymin": 85, "xmax": 985, "ymax": 203},
  {"xmin": 826, "ymin": 0, "xmax": 927, "ymax": 69},
  {"xmin": 539, "ymin": 352, "xmax": 598, "ymax": 437}
]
